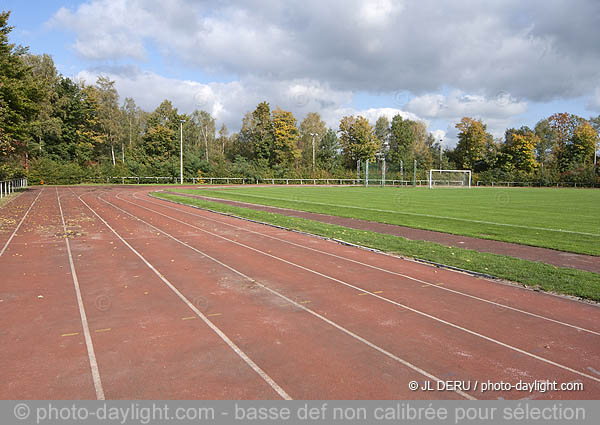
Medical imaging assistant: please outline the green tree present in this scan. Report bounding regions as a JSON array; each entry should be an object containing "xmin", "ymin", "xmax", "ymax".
[
  {"xmin": 217, "ymin": 123, "xmax": 229, "ymax": 157},
  {"xmin": 233, "ymin": 111, "xmax": 256, "ymax": 160},
  {"xmin": 141, "ymin": 100, "xmax": 184, "ymax": 173},
  {"xmin": 22, "ymin": 53, "xmax": 61, "ymax": 163},
  {"xmin": 316, "ymin": 128, "xmax": 340, "ymax": 171},
  {"xmin": 338, "ymin": 115, "xmax": 380, "ymax": 166},
  {"xmin": 251, "ymin": 101, "xmax": 274, "ymax": 162},
  {"xmin": 142, "ymin": 125, "xmax": 175, "ymax": 159},
  {"xmin": 299, "ymin": 112, "xmax": 327, "ymax": 167},
  {"xmin": 534, "ymin": 118, "xmax": 559, "ymax": 168},
  {"xmin": 95, "ymin": 76, "xmax": 122, "ymax": 165},
  {"xmin": 388, "ymin": 114, "xmax": 414, "ymax": 164},
  {"xmin": 190, "ymin": 110, "xmax": 215, "ymax": 163},
  {"xmin": 0, "ymin": 11, "xmax": 42, "ymax": 164},
  {"xmin": 121, "ymin": 97, "xmax": 143, "ymax": 148},
  {"xmin": 374, "ymin": 116, "xmax": 390, "ymax": 151}
]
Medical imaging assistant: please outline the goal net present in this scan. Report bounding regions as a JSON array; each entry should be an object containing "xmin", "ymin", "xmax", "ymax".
[{"xmin": 429, "ymin": 169, "xmax": 472, "ymax": 188}]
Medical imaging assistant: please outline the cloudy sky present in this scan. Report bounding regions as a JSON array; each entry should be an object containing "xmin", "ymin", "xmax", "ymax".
[{"xmin": 5, "ymin": 0, "xmax": 600, "ymax": 146}]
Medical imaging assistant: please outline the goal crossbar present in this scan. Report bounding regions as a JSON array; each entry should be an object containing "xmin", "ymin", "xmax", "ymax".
[{"xmin": 429, "ymin": 169, "xmax": 472, "ymax": 189}]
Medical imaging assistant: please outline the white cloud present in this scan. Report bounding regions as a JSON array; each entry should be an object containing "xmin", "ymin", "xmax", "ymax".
[
  {"xmin": 430, "ymin": 129, "xmax": 446, "ymax": 145},
  {"xmin": 76, "ymin": 68, "xmax": 356, "ymax": 131},
  {"xmin": 50, "ymin": 0, "xmax": 600, "ymax": 102},
  {"xmin": 75, "ymin": 67, "xmax": 438, "ymax": 136},
  {"xmin": 586, "ymin": 87, "xmax": 600, "ymax": 112},
  {"xmin": 406, "ymin": 91, "xmax": 527, "ymax": 121},
  {"xmin": 52, "ymin": 1, "xmax": 600, "ymax": 146},
  {"xmin": 405, "ymin": 90, "xmax": 528, "ymax": 144},
  {"xmin": 50, "ymin": 0, "xmax": 151, "ymax": 60}
]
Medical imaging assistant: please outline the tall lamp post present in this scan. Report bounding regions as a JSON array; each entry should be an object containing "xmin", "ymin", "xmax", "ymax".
[
  {"xmin": 180, "ymin": 119, "xmax": 185, "ymax": 185},
  {"xmin": 439, "ymin": 139, "xmax": 443, "ymax": 168},
  {"xmin": 309, "ymin": 132, "xmax": 319, "ymax": 172}
]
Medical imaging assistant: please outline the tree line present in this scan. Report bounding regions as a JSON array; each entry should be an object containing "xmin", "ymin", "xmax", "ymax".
[{"xmin": 1, "ymin": 11, "xmax": 599, "ymax": 185}]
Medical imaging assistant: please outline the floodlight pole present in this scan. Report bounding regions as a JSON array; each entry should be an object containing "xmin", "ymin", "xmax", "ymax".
[
  {"xmin": 365, "ymin": 159, "xmax": 369, "ymax": 187},
  {"xmin": 180, "ymin": 119, "xmax": 185, "ymax": 185},
  {"xmin": 400, "ymin": 160, "xmax": 403, "ymax": 182},
  {"xmin": 439, "ymin": 139, "xmax": 443, "ymax": 168},
  {"xmin": 309, "ymin": 132, "xmax": 318, "ymax": 172},
  {"xmin": 413, "ymin": 159, "xmax": 417, "ymax": 187}
]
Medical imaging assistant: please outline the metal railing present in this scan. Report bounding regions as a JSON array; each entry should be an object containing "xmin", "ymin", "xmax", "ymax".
[
  {"xmin": 256, "ymin": 178, "xmax": 424, "ymax": 186},
  {"xmin": 0, "ymin": 178, "xmax": 27, "ymax": 198},
  {"xmin": 476, "ymin": 181, "xmax": 597, "ymax": 188},
  {"xmin": 98, "ymin": 177, "xmax": 418, "ymax": 186},
  {"xmin": 75, "ymin": 176, "xmax": 449, "ymax": 187}
]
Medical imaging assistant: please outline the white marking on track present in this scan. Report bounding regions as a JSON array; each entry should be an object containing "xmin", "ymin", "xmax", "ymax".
[
  {"xmin": 56, "ymin": 188, "xmax": 105, "ymax": 400},
  {"xmin": 120, "ymin": 191, "xmax": 600, "ymax": 385},
  {"xmin": 73, "ymin": 189, "xmax": 292, "ymax": 401},
  {"xmin": 100, "ymin": 192, "xmax": 476, "ymax": 400},
  {"xmin": 135, "ymin": 191, "xmax": 600, "ymax": 336},
  {"xmin": 0, "ymin": 189, "xmax": 43, "ymax": 257}
]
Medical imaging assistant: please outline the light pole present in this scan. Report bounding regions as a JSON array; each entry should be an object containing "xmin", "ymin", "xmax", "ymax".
[
  {"xmin": 309, "ymin": 132, "xmax": 319, "ymax": 171},
  {"xmin": 439, "ymin": 139, "xmax": 443, "ymax": 168},
  {"xmin": 180, "ymin": 119, "xmax": 185, "ymax": 185}
]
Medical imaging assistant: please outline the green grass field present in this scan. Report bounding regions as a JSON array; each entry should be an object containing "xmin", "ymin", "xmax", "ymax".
[{"xmin": 174, "ymin": 186, "xmax": 600, "ymax": 256}]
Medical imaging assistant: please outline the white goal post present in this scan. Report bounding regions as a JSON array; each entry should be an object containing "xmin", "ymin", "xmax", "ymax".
[{"xmin": 429, "ymin": 169, "xmax": 472, "ymax": 188}]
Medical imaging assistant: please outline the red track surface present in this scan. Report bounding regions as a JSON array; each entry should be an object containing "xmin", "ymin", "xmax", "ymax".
[{"xmin": 1, "ymin": 186, "xmax": 599, "ymax": 400}]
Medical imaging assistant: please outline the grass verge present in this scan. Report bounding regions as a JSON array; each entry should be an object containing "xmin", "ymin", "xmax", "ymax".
[
  {"xmin": 0, "ymin": 191, "xmax": 23, "ymax": 208},
  {"xmin": 154, "ymin": 191, "xmax": 600, "ymax": 303}
]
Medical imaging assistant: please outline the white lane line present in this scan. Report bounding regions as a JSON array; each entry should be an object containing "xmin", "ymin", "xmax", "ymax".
[
  {"xmin": 73, "ymin": 190, "xmax": 291, "ymax": 401},
  {"xmin": 135, "ymin": 192, "xmax": 600, "ymax": 336},
  {"xmin": 99, "ymin": 192, "xmax": 475, "ymax": 400},
  {"xmin": 119, "ymin": 192, "xmax": 600, "ymax": 386},
  {"xmin": 0, "ymin": 188, "xmax": 43, "ymax": 257},
  {"xmin": 56, "ymin": 188, "xmax": 105, "ymax": 400},
  {"xmin": 195, "ymin": 191, "xmax": 600, "ymax": 237}
]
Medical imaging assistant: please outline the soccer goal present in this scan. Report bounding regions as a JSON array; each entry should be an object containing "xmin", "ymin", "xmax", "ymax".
[{"xmin": 429, "ymin": 169, "xmax": 472, "ymax": 188}]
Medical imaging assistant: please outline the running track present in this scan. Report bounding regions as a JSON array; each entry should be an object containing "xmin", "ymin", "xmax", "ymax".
[{"xmin": 0, "ymin": 186, "xmax": 598, "ymax": 400}]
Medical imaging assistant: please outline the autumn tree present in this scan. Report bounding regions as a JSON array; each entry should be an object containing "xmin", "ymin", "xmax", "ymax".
[
  {"xmin": 271, "ymin": 107, "xmax": 300, "ymax": 168},
  {"xmin": 569, "ymin": 121, "xmax": 598, "ymax": 167},
  {"xmin": 548, "ymin": 113, "xmax": 597, "ymax": 171},
  {"xmin": 453, "ymin": 117, "xmax": 490, "ymax": 169},
  {"xmin": 501, "ymin": 128, "xmax": 539, "ymax": 174},
  {"xmin": 409, "ymin": 121, "xmax": 433, "ymax": 169}
]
